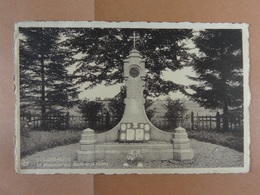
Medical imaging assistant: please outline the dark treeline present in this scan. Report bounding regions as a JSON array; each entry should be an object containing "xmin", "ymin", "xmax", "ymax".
[{"xmin": 19, "ymin": 27, "xmax": 243, "ymax": 132}]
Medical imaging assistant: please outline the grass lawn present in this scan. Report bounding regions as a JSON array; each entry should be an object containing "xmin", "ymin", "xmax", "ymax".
[
  {"xmin": 188, "ymin": 130, "xmax": 243, "ymax": 152},
  {"xmin": 21, "ymin": 130, "xmax": 82, "ymax": 157}
]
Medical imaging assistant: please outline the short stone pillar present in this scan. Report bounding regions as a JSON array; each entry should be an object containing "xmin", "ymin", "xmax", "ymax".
[
  {"xmin": 77, "ymin": 128, "xmax": 97, "ymax": 162},
  {"xmin": 172, "ymin": 126, "xmax": 194, "ymax": 161}
]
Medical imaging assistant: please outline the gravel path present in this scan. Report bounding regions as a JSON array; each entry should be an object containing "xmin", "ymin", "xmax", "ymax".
[{"xmin": 21, "ymin": 139, "xmax": 243, "ymax": 169}]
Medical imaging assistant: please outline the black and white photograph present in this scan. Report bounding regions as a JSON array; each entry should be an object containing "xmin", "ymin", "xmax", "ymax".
[{"xmin": 15, "ymin": 21, "xmax": 249, "ymax": 174}]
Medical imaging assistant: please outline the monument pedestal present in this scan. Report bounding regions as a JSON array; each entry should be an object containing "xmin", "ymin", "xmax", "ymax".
[
  {"xmin": 77, "ymin": 127, "xmax": 194, "ymax": 163},
  {"xmin": 94, "ymin": 142, "xmax": 174, "ymax": 163}
]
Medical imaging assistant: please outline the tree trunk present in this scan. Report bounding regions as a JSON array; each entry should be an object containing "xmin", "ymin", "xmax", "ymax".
[
  {"xmin": 221, "ymin": 74, "xmax": 229, "ymax": 132},
  {"xmin": 222, "ymin": 97, "xmax": 229, "ymax": 132},
  {"xmin": 40, "ymin": 57, "xmax": 46, "ymax": 128}
]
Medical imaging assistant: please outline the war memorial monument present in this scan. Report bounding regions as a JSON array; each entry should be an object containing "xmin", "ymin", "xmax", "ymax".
[{"xmin": 76, "ymin": 34, "xmax": 194, "ymax": 164}]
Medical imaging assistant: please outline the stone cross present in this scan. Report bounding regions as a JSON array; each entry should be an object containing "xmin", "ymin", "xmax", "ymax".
[{"xmin": 129, "ymin": 31, "xmax": 140, "ymax": 49}]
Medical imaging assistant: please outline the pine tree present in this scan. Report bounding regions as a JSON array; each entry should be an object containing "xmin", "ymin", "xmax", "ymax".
[
  {"xmin": 188, "ymin": 29, "xmax": 243, "ymax": 131},
  {"xmin": 19, "ymin": 28, "xmax": 79, "ymax": 122}
]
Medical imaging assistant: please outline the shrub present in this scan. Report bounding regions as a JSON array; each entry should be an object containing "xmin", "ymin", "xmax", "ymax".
[{"xmin": 163, "ymin": 98, "xmax": 188, "ymax": 130}]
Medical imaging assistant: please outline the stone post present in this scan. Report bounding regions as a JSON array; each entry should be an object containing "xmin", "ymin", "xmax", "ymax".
[
  {"xmin": 172, "ymin": 126, "xmax": 194, "ymax": 161},
  {"xmin": 77, "ymin": 128, "xmax": 97, "ymax": 162}
]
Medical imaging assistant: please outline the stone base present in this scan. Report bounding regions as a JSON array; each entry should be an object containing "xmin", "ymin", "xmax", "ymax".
[
  {"xmin": 77, "ymin": 127, "xmax": 195, "ymax": 163},
  {"xmin": 173, "ymin": 149, "xmax": 194, "ymax": 161},
  {"xmin": 171, "ymin": 127, "xmax": 194, "ymax": 161},
  {"xmin": 77, "ymin": 150, "xmax": 95, "ymax": 162},
  {"xmin": 77, "ymin": 142, "xmax": 174, "ymax": 163}
]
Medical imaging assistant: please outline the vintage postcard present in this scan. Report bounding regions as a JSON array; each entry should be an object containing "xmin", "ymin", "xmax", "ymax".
[{"xmin": 15, "ymin": 21, "xmax": 250, "ymax": 174}]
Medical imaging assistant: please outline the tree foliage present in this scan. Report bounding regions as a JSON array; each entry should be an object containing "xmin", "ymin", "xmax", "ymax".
[
  {"xmin": 144, "ymin": 98, "xmax": 155, "ymax": 120},
  {"xmin": 108, "ymin": 86, "xmax": 126, "ymax": 123},
  {"xmin": 19, "ymin": 27, "xmax": 244, "ymax": 133},
  {"xmin": 19, "ymin": 28, "xmax": 79, "ymax": 117},
  {"xmin": 62, "ymin": 28, "xmax": 193, "ymax": 97},
  {"xmin": 78, "ymin": 99, "xmax": 104, "ymax": 129},
  {"xmin": 163, "ymin": 98, "xmax": 188, "ymax": 130},
  {"xmin": 187, "ymin": 29, "xmax": 243, "ymax": 131}
]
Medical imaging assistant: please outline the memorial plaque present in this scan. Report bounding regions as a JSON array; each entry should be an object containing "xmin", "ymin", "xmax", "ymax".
[
  {"xmin": 126, "ymin": 129, "xmax": 135, "ymax": 141},
  {"xmin": 135, "ymin": 129, "xmax": 144, "ymax": 141},
  {"xmin": 120, "ymin": 123, "xmax": 149, "ymax": 142}
]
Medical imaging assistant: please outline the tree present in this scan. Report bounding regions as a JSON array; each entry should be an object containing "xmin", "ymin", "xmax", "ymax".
[
  {"xmin": 187, "ymin": 29, "xmax": 243, "ymax": 131},
  {"xmin": 78, "ymin": 100, "xmax": 104, "ymax": 129},
  {"xmin": 144, "ymin": 98, "xmax": 155, "ymax": 120},
  {"xmin": 108, "ymin": 86, "xmax": 126, "ymax": 123},
  {"xmin": 163, "ymin": 98, "xmax": 188, "ymax": 130},
  {"xmin": 62, "ymin": 28, "xmax": 193, "ymax": 97},
  {"xmin": 19, "ymin": 28, "xmax": 79, "ymax": 122}
]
